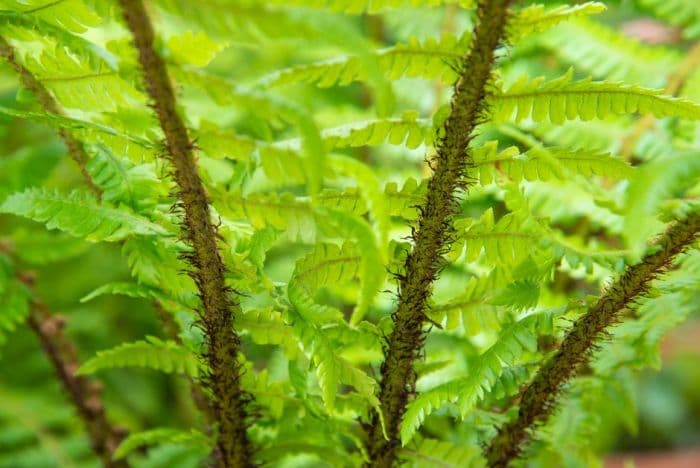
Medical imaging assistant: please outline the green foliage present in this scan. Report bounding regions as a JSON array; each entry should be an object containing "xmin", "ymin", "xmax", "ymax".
[
  {"xmin": 77, "ymin": 336, "xmax": 201, "ymax": 378},
  {"xmin": 0, "ymin": 0, "xmax": 698, "ymax": 466},
  {"xmin": 0, "ymin": 188, "xmax": 167, "ymax": 242},
  {"xmin": 491, "ymin": 69, "xmax": 700, "ymax": 124}
]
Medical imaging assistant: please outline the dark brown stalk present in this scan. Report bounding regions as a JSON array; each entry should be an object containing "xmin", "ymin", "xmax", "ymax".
[
  {"xmin": 19, "ymin": 275, "xmax": 128, "ymax": 467},
  {"xmin": 0, "ymin": 36, "xmax": 101, "ymax": 197},
  {"xmin": 117, "ymin": 1, "xmax": 253, "ymax": 466},
  {"xmin": 364, "ymin": 1, "xmax": 513, "ymax": 466},
  {"xmin": 484, "ymin": 212, "xmax": 700, "ymax": 467}
]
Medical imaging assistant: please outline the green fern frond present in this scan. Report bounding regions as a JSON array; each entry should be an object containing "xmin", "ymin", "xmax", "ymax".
[
  {"xmin": 537, "ymin": 19, "xmax": 680, "ymax": 87},
  {"xmin": 452, "ymin": 209, "xmax": 535, "ymax": 265},
  {"xmin": 0, "ymin": 0, "xmax": 101, "ymax": 34},
  {"xmin": 80, "ymin": 282, "xmax": 165, "ymax": 304},
  {"xmin": 114, "ymin": 428, "xmax": 211, "ymax": 460},
  {"xmin": 490, "ymin": 69, "xmax": 700, "ymax": 124},
  {"xmin": 121, "ymin": 237, "xmax": 196, "ymax": 300},
  {"xmin": 400, "ymin": 436, "xmax": 481, "ymax": 467},
  {"xmin": 5, "ymin": 229, "xmax": 90, "ymax": 265},
  {"xmin": 0, "ymin": 105, "xmax": 155, "ymax": 152},
  {"xmin": 427, "ymin": 275, "xmax": 500, "ymax": 333},
  {"xmin": 320, "ymin": 210, "xmax": 385, "ymax": 324},
  {"xmin": 400, "ymin": 311, "xmax": 559, "ymax": 444},
  {"xmin": 237, "ymin": 307, "xmax": 299, "ymax": 357},
  {"xmin": 0, "ymin": 256, "xmax": 31, "ymax": 347},
  {"xmin": 0, "ymin": 188, "xmax": 168, "ymax": 242},
  {"xmin": 319, "ymin": 112, "xmax": 433, "ymax": 150},
  {"xmin": 285, "ymin": 304, "xmax": 379, "ymax": 412},
  {"xmin": 507, "ymin": 2, "xmax": 607, "ymax": 42},
  {"xmin": 77, "ymin": 336, "xmax": 201, "ymax": 377},
  {"xmin": 262, "ymin": 0, "xmax": 475, "ymax": 14},
  {"xmin": 469, "ymin": 141, "xmax": 633, "ymax": 184},
  {"xmin": 86, "ymin": 146, "xmax": 165, "ymax": 212},
  {"xmin": 259, "ymin": 33, "xmax": 465, "ymax": 88}
]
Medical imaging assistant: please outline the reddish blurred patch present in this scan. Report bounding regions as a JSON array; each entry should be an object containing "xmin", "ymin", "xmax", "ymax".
[
  {"xmin": 622, "ymin": 19, "xmax": 683, "ymax": 45},
  {"xmin": 606, "ymin": 449, "xmax": 700, "ymax": 467}
]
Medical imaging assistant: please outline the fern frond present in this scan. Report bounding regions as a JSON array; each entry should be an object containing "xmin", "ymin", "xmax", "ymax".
[
  {"xmin": 538, "ymin": 19, "xmax": 680, "ymax": 87},
  {"xmin": 114, "ymin": 428, "xmax": 211, "ymax": 460},
  {"xmin": 77, "ymin": 336, "xmax": 200, "ymax": 377},
  {"xmin": 80, "ymin": 282, "xmax": 165, "ymax": 304},
  {"xmin": 427, "ymin": 276, "xmax": 500, "ymax": 333},
  {"xmin": 121, "ymin": 237, "xmax": 197, "ymax": 304},
  {"xmin": 258, "ymin": 33, "xmax": 466, "ymax": 88},
  {"xmin": 86, "ymin": 146, "xmax": 165, "ymax": 212},
  {"xmin": 285, "ymin": 304, "xmax": 379, "ymax": 412},
  {"xmin": 320, "ymin": 112, "xmax": 433, "ymax": 150},
  {"xmin": 0, "ymin": 0, "xmax": 101, "ymax": 33},
  {"xmin": 237, "ymin": 307, "xmax": 299, "ymax": 357},
  {"xmin": 320, "ymin": 210, "xmax": 385, "ymax": 324},
  {"xmin": 507, "ymin": 2, "xmax": 607, "ymax": 42},
  {"xmin": 490, "ymin": 70, "xmax": 700, "ymax": 124},
  {"xmin": 400, "ymin": 436, "xmax": 482, "ymax": 468},
  {"xmin": 469, "ymin": 141, "xmax": 633, "ymax": 184},
  {"xmin": 262, "ymin": 0, "xmax": 475, "ymax": 14},
  {"xmin": 400, "ymin": 311, "xmax": 558, "ymax": 444},
  {"xmin": 452, "ymin": 210, "xmax": 535, "ymax": 265},
  {"xmin": 0, "ymin": 257, "xmax": 31, "ymax": 347},
  {"xmin": 0, "ymin": 188, "xmax": 168, "ymax": 242}
]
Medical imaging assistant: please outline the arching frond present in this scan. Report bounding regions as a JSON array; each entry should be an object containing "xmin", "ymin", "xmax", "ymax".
[
  {"xmin": 490, "ymin": 70, "xmax": 700, "ymax": 124},
  {"xmin": 77, "ymin": 336, "xmax": 201, "ymax": 377},
  {"xmin": 0, "ymin": 188, "xmax": 168, "ymax": 242}
]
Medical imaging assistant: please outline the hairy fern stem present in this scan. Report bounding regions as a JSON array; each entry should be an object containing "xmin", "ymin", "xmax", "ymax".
[
  {"xmin": 484, "ymin": 212, "xmax": 700, "ymax": 467},
  {"xmin": 21, "ymin": 277, "xmax": 128, "ymax": 467},
  {"xmin": 364, "ymin": 1, "xmax": 513, "ymax": 466},
  {"xmin": 0, "ymin": 35, "xmax": 101, "ymax": 197},
  {"xmin": 117, "ymin": 1, "xmax": 253, "ymax": 466}
]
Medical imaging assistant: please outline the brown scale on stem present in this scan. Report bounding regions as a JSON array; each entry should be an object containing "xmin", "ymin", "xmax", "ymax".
[
  {"xmin": 18, "ymin": 273, "xmax": 129, "ymax": 468},
  {"xmin": 484, "ymin": 212, "xmax": 700, "ymax": 467},
  {"xmin": 363, "ymin": 1, "xmax": 513, "ymax": 467},
  {"xmin": 117, "ymin": 1, "xmax": 253, "ymax": 466}
]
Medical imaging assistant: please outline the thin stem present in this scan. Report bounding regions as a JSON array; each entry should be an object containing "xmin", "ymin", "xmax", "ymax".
[
  {"xmin": 116, "ymin": 1, "xmax": 253, "ymax": 466},
  {"xmin": 20, "ymin": 275, "xmax": 128, "ymax": 467},
  {"xmin": 0, "ymin": 35, "xmax": 101, "ymax": 197},
  {"xmin": 484, "ymin": 212, "xmax": 700, "ymax": 467},
  {"xmin": 363, "ymin": 1, "xmax": 513, "ymax": 466}
]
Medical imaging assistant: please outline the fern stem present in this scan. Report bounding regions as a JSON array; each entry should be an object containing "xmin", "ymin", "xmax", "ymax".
[
  {"xmin": 364, "ymin": 1, "xmax": 512, "ymax": 466},
  {"xmin": 117, "ymin": 1, "xmax": 253, "ymax": 466},
  {"xmin": 0, "ymin": 36, "xmax": 102, "ymax": 197},
  {"xmin": 21, "ymin": 279, "xmax": 128, "ymax": 467},
  {"xmin": 484, "ymin": 212, "xmax": 700, "ymax": 467}
]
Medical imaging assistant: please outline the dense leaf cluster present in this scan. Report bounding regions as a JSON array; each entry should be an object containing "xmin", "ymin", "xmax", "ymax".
[{"xmin": 0, "ymin": 0, "xmax": 699, "ymax": 467}]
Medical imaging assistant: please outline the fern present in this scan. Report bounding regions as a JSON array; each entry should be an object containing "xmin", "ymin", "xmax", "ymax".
[
  {"xmin": 77, "ymin": 336, "xmax": 201, "ymax": 378},
  {"xmin": 400, "ymin": 311, "xmax": 560, "ymax": 444},
  {"xmin": 0, "ymin": 188, "xmax": 167, "ymax": 242},
  {"xmin": 114, "ymin": 428, "xmax": 211, "ymax": 460},
  {"xmin": 491, "ymin": 69, "xmax": 700, "ymax": 124},
  {"xmin": 0, "ymin": 0, "xmax": 699, "ymax": 466}
]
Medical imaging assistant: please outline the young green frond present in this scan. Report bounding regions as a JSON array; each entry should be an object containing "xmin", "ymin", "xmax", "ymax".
[{"xmin": 491, "ymin": 69, "xmax": 700, "ymax": 124}]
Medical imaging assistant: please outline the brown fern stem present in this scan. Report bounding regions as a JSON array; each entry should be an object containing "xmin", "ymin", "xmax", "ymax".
[
  {"xmin": 484, "ymin": 212, "xmax": 700, "ymax": 467},
  {"xmin": 117, "ymin": 1, "xmax": 253, "ymax": 466},
  {"xmin": 18, "ymin": 274, "xmax": 128, "ymax": 467},
  {"xmin": 364, "ymin": 2, "xmax": 513, "ymax": 466},
  {"xmin": 0, "ymin": 36, "xmax": 101, "ymax": 197}
]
